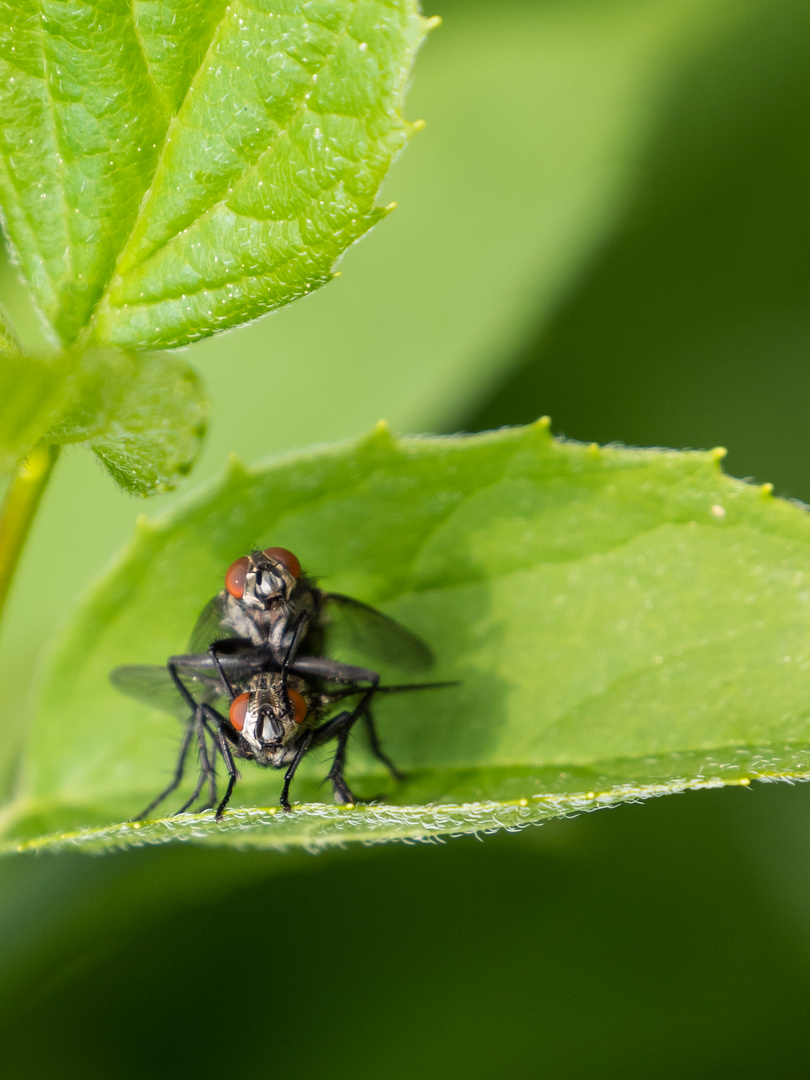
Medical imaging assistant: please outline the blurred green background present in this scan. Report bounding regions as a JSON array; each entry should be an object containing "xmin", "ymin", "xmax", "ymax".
[{"xmin": 4, "ymin": 0, "xmax": 810, "ymax": 1073}]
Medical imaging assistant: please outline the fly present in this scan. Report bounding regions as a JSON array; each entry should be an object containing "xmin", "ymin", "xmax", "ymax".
[
  {"xmin": 191, "ymin": 547, "xmax": 434, "ymax": 682},
  {"xmin": 112, "ymin": 660, "xmax": 455, "ymax": 817}
]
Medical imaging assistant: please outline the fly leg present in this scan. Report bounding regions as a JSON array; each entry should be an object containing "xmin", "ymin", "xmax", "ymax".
[
  {"xmin": 174, "ymin": 707, "xmax": 216, "ymax": 814},
  {"xmin": 206, "ymin": 642, "xmax": 241, "ymax": 702},
  {"xmin": 281, "ymin": 611, "xmax": 309, "ymax": 676},
  {"xmin": 202, "ymin": 705, "xmax": 241, "ymax": 820},
  {"xmin": 363, "ymin": 706, "xmax": 405, "ymax": 782},
  {"xmin": 362, "ymin": 680, "xmax": 459, "ymax": 782},
  {"xmin": 357, "ymin": 680, "xmax": 459, "ymax": 783},
  {"xmin": 198, "ymin": 726, "xmax": 218, "ymax": 812},
  {"xmin": 291, "ymin": 655, "xmax": 379, "ymax": 687},
  {"xmin": 279, "ymin": 731, "xmax": 313, "ymax": 812},
  {"xmin": 167, "ymin": 660, "xmax": 205, "ymax": 712},
  {"xmin": 326, "ymin": 719, "xmax": 356, "ymax": 805},
  {"xmin": 312, "ymin": 685, "xmax": 378, "ymax": 804},
  {"xmin": 133, "ymin": 716, "xmax": 195, "ymax": 821}
]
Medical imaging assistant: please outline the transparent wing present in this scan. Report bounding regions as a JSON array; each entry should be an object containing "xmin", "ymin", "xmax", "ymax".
[
  {"xmin": 322, "ymin": 593, "xmax": 434, "ymax": 672},
  {"xmin": 186, "ymin": 592, "xmax": 238, "ymax": 653},
  {"xmin": 110, "ymin": 664, "xmax": 225, "ymax": 719}
]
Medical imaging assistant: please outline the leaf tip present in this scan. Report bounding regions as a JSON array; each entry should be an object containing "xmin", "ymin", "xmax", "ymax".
[
  {"xmin": 710, "ymin": 446, "xmax": 728, "ymax": 463},
  {"xmin": 226, "ymin": 451, "xmax": 248, "ymax": 478},
  {"xmin": 409, "ymin": 118, "xmax": 426, "ymax": 135},
  {"xmin": 372, "ymin": 418, "xmax": 393, "ymax": 440},
  {"xmin": 534, "ymin": 415, "xmax": 552, "ymax": 436},
  {"xmin": 424, "ymin": 15, "xmax": 443, "ymax": 31},
  {"xmin": 760, "ymin": 482, "xmax": 774, "ymax": 498},
  {"xmin": 588, "ymin": 442, "xmax": 600, "ymax": 457},
  {"xmin": 135, "ymin": 513, "xmax": 156, "ymax": 535},
  {"xmin": 360, "ymin": 419, "xmax": 398, "ymax": 456}
]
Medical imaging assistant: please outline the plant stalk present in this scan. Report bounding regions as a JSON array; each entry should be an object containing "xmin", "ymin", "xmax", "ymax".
[{"xmin": 0, "ymin": 443, "xmax": 60, "ymax": 626}]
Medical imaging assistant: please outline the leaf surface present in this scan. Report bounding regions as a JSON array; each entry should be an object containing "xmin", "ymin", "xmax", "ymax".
[
  {"xmin": 0, "ymin": 0, "xmax": 429, "ymax": 349},
  {"xmin": 5, "ymin": 422, "xmax": 810, "ymax": 852}
]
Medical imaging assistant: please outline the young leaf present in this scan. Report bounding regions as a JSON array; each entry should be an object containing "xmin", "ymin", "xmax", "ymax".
[
  {"xmin": 4, "ymin": 422, "xmax": 810, "ymax": 853},
  {"xmin": 46, "ymin": 349, "xmax": 209, "ymax": 495},
  {"xmin": 0, "ymin": 0, "xmax": 430, "ymax": 350},
  {"xmin": 0, "ymin": 347, "xmax": 207, "ymax": 493}
]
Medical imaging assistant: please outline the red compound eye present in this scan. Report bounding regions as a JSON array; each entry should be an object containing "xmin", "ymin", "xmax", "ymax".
[
  {"xmin": 225, "ymin": 556, "xmax": 250, "ymax": 598},
  {"xmin": 229, "ymin": 692, "xmax": 250, "ymax": 732},
  {"xmin": 262, "ymin": 547, "xmax": 301, "ymax": 579},
  {"xmin": 288, "ymin": 688, "xmax": 307, "ymax": 724}
]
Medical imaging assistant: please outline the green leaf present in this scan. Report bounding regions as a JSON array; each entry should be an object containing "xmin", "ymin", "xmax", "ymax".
[
  {"xmin": 46, "ymin": 349, "xmax": 209, "ymax": 495},
  {"xmin": 5, "ymin": 421, "xmax": 810, "ymax": 853},
  {"xmin": 0, "ymin": 304, "xmax": 71, "ymax": 473},
  {"xmin": 0, "ymin": 351, "xmax": 68, "ymax": 473},
  {"xmin": 0, "ymin": 0, "xmax": 430, "ymax": 350},
  {"xmin": 0, "ymin": 299, "xmax": 21, "ymax": 357},
  {"xmin": 0, "ymin": 348, "xmax": 208, "ymax": 492}
]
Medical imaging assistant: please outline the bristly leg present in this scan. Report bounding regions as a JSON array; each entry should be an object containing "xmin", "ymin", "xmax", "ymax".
[
  {"xmin": 363, "ymin": 707, "xmax": 405, "ymax": 782},
  {"xmin": 279, "ymin": 732, "xmax": 313, "ymax": 811},
  {"xmin": 133, "ymin": 715, "xmax": 195, "ymax": 821},
  {"xmin": 326, "ymin": 719, "xmax": 356, "ymax": 804},
  {"xmin": 204, "ymin": 706, "xmax": 241, "ymax": 819},
  {"xmin": 174, "ymin": 708, "xmax": 215, "ymax": 814}
]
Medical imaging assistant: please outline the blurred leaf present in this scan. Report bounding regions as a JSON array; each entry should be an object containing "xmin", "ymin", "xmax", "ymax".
[
  {"xmin": 464, "ymin": 0, "xmax": 810, "ymax": 496},
  {"xmin": 0, "ymin": 348, "xmax": 207, "ymax": 493},
  {"xmin": 47, "ymin": 350, "xmax": 209, "ymax": 495},
  {"xmin": 0, "ymin": 303, "xmax": 63, "ymax": 472},
  {"xmin": 0, "ymin": 0, "xmax": 429, "ymax": 349},
  {"xmin": 0, "ymin": 350, "xmax": 68, "ymax": 473},
  {"xmin": 0, "ymin": 300, "xmax": 21, "ymax": 357},
  {"xmin": 5, "ymin": 422, "xmax": 810, "ymax": 852}
]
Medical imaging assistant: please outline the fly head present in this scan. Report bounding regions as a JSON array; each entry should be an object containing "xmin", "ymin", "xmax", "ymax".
[
  {"xmin": 228, "ymin": 673, "xmax": 311, "ymax": 765},
  {"xmin": 224, "ymin": 548, "xmax": 301, "ymax": 612}
]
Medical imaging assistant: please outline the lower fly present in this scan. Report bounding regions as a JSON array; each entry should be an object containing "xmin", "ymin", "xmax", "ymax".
[{"xmin": 113, "ymin": 661, "xmax": 456, "ymax": 819}]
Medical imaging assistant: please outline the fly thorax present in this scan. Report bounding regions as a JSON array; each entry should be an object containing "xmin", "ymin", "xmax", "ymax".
[
  {"xmin": 272, "ymin": 587, "xmax": 316, "ymax": 654},
  {"xmin": 220, "ymin": 593, "xmax": 265, "ymax": 646}
]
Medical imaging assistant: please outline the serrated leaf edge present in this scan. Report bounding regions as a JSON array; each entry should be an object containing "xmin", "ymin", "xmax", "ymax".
[{"xmin": 3, "ymin": 768, "xmax": 801, "ymax": 857}]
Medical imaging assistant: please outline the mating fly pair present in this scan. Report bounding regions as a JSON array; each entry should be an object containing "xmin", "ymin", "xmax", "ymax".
[{"xmin": 112, "ymin": 548, "xmax": 451, "ymax": 819}]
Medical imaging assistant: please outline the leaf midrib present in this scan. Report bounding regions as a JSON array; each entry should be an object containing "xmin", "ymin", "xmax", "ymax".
[
  {"xmin": 127, "ymin": 0, "xmax": 173, "ymax": 120},
  {"xmin": 86, "ymin": 3, "xmax": 356, "ymax": 338}
]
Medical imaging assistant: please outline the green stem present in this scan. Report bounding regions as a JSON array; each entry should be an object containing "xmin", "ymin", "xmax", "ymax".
[{"xmin": 0, "ymin": 443, "xmax": 60, "ymax": 626}]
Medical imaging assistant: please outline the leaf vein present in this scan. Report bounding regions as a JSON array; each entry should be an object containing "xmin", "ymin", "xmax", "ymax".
[{"xmin": 104, "ymin": 10, "xmax": 355, "ymax": 281}]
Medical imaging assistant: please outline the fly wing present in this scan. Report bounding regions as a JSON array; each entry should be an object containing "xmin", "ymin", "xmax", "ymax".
[
  {"xmin": 186, "ymin": 592, "xmax": 238, "ymax": 653},
  {"xmin": 110, "ymin": 665, "xmax": 225, "ymax": 718},
  {"xmin": 322, "ymin": 593, "xmax": 434, "ymax": 672}
]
